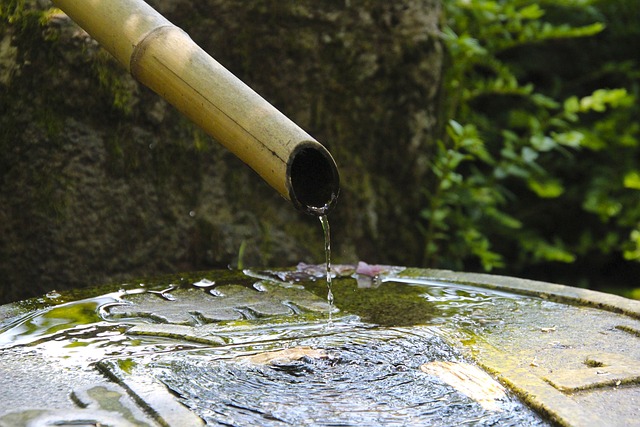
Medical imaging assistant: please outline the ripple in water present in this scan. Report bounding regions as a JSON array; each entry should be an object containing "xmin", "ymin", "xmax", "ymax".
[{"xmin": 152, "ymin": 328, "xmax": 546, "ymax": 427}]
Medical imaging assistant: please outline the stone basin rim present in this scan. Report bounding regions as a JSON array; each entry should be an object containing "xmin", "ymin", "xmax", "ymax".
[
  {"xmin": 1, "ymin": 266, "xmax": 638, "ymax": 323},
  {"xmin": 397, "ymin": 267, "xmax": 640, "ymax": 320}
]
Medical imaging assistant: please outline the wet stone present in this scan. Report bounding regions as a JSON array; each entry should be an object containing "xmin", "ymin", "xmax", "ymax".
[
  {"xmin": 0, "ymin": 409, "xmax": 142, "ymax": 427},
  {"xmin": 105, "ymin": 281, "xmax": 331, "ymax": 325},
  {"xmin": 126, "ymin": 323, "xmax": 227, "ymax": 346},
  {"xmin": 97, "ymin": 359, "xmax": 206, "ymax": 427},
  {"xmin": 420, "ymin": 361, "xmax": 507, "ymax": 412},
  {"xmin": 0, "ymin": 380, "xmax": 157, "ymax": 427},
  {"xmin": 398, "ymin": 270, "xmax": 640, "ymax": 427},
  {"xmin": 544, "ymin": 352, "xmax": 640, "ymax": 392},
  {"xmin": 237, "ymin": 346, "xmax": 329, "ymax": 365}
]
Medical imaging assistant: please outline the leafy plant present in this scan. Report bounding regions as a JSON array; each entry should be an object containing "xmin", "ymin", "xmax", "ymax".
[{"xmin": 421, "ymin": 0, "xmax": 639, "ymax": 288}]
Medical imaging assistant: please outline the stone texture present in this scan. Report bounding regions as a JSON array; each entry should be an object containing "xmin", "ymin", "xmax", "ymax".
[{"xmin": 105, "ymin": 281, "xmax": 331, "ymax": 324}]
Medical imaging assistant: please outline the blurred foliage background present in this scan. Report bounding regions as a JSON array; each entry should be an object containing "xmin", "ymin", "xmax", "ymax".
[{"xmin": 424, "ymin": 0, "xmax": 640, "ymax": 298}]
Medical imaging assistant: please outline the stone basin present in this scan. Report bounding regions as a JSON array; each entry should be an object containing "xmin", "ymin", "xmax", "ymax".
[{"xmin": 0, "ymin": 266, "xmax": 638, "ymax": 426}]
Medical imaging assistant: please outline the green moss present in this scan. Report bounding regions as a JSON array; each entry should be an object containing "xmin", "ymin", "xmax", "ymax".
[
  {"xmin": 191, "ymin": 127, "xmax": 210, "ymax": 152},
  {"xmin": 1, "ymin": 0, "xmax": 35, "ymax": 27},
  {"xmin": 116, "ymin": 358, "xmax": 138, "ymax": 375},
  {"xmin": 91, "ymin": 50, "xmax": 136, "ymax": 116},
  {"xmin": 304, "ymin": 277, "xmax": 437, "ymax": 326}
]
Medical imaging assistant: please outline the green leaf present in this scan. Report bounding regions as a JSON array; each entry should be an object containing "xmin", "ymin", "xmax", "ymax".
[
  {"xmin": 623, "ymin": 171, "xmax": 640, "ymax": 190},
  {"xmin": 521, "ymin": 146, "xmax": 539, "ymax": 163},
  {"xmin": 552, "ymin": 131, "xmax": 584, "ymax": 148},
  {"xmin": 530, "ymin": 134, "xmax": 556, "ymax": 152},
  {"xmin": 528, "ymin": 178, "xmax": 565, "ymax": 198},
  {"xmin": 524, "ymin": 238, "xmax": 576, "ymax": 263},
  {"xmin": 583, "ymin": 190, "xmax": 623, "ymax": 220},
  {"xmin": 623, "ymin": 230, "xmax": 640, "ymax": 261},
  {"xmin": 448, "ymin": 119, "xmax": 464, "ymax": 136},
  {"xmin": 486, "ymin": 207, "xmax": 522, "ymax": 229},
  {"xmin": 563, "ymin": 96, "xmax": 580, "ymax": 114},
  {"xmin": 578, "ymin": 88, "xmax": 631, "ymax": 113},
  {"xmin": 518, "ymin": 4, "xmax": 545, "ymax": 20},
  {"xmin": 460, "ymin": 228, "xmax": 504, "ymax": 271},
  {"xmin": 531, "ymin": 93, "xmax": 559, "ymax": 109}
]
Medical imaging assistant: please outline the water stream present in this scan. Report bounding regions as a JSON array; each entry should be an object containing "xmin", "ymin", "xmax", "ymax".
[{"xmin": 319, "ymin": 215, "xmax": 333, "ymax": 326}]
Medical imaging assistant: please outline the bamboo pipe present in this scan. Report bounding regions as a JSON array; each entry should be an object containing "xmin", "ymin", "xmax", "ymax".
[{"xmin": 50, "ymin": 0, "xmax": 339, "ymax": 215}]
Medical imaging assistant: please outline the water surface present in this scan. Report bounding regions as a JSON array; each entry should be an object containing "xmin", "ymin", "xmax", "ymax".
[{"xmin": 0, "ymin": 267, "xmax": 549, "ymax": 426}]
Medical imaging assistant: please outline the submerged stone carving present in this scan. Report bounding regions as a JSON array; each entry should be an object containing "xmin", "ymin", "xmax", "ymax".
[{"xmin": 105, "ymin": 281, "xmax": 332, "ymax": 325}]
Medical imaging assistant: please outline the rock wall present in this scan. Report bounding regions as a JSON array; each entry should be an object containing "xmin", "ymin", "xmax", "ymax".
[{"xmin": 0, "ymin": 0, "xmax": 442, "ymax": 303}]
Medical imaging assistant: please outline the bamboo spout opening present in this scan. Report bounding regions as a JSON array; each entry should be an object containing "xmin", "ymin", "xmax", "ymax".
[
  {"xmin": 288, "ymin": 144, "xmax": 340, "ymax": 215},
  {"xmin": 51, "ymin": 0, "xmax": 340, "ymax": 216}
]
